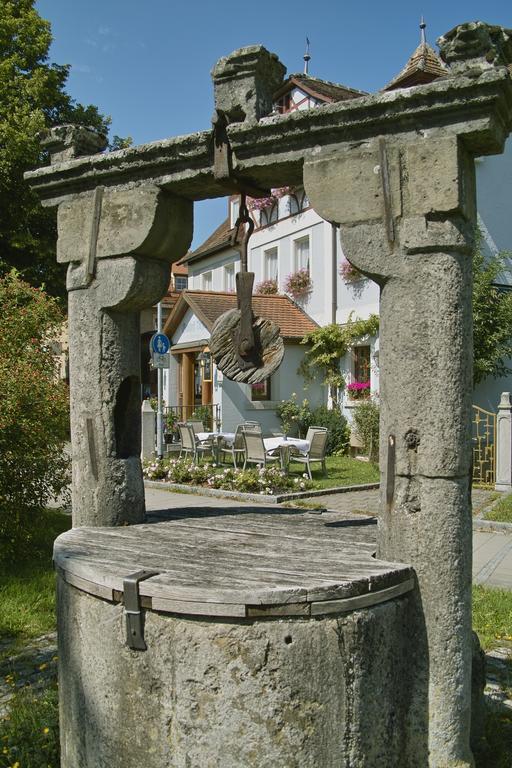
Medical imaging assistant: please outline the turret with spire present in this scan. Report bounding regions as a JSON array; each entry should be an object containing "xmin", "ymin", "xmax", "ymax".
[{"xmin": 383, "ymin": 18, "xmax": 447, "ymax": 91}]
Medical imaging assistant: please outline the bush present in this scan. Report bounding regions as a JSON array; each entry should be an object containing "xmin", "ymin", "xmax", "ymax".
[
  {"xmin": 308, "ymin": 405, "xmax": 350, "ymax": 455},
  {"xmin": 352, "ymin": 398, "xmax": 380, "ymax": 462},
  {"xmin": 0, "ymin": 272, "xmax": 70, "ymax": 562},
  {"xmin": 276, "ymin": 394, "xmax": 312, "ymax": 437}
]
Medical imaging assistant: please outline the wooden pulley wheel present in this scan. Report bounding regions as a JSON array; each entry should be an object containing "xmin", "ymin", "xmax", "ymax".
[
  {"xmin": 211, "ymin": 194, "xmax": 284, "ymax": 383},
  {"xmin": 210, "ymin": 306, "xmax": 284, "ymax": 384}
]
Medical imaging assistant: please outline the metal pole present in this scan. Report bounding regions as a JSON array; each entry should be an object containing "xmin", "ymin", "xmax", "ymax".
[
  {"xmin": 156, "ymin": 302, "xmax": 164, "ymax": 458},
  {"xmin": 331, "ymin": 222, "xmax": 338, "ymax": 325}
]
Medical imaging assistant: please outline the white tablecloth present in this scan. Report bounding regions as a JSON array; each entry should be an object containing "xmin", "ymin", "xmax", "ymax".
[
  {"xmin": 197, "ymin": 431, "xmax": 235, "ymax": 445},
  {"xmin": 264, "ymin": 436, "xmax": 309, "ymax": 455}
]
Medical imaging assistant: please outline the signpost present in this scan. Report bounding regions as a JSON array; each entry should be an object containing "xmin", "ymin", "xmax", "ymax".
[{"xmin": 150, "ymin": 317, "xmax": 170, "ymax": 457}]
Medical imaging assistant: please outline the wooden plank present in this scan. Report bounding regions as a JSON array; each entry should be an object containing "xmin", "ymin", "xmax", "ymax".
[
  {"xmin": 246, "ymin": 602, "xmax": 311, "ymax": 618},
  {"xmin": 310, "ymin": 579, "xmax": 416, "ymax": 616},
  {"xmin": 61, "ymin": 569, "xmax": 115, "ymax": 601},
  {"xmin": 151, "ymin": 596, "xmax": 246, "ymax": 618}
]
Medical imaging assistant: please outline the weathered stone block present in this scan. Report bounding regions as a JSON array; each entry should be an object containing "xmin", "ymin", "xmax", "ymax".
[
  {"xmin": 405, "ymin": 136, "xmax": 463, "ymax": 216},
  {"xmin": 212, "ymin": 45, "xmax": 286, "ymax": 123},
  {"xmin": 304, "ymin": 143, "xmax": 401, "ymax": 226},
  {"xmin": 57, "ymin": 185, "xmax": 192, "ymax": 266}
]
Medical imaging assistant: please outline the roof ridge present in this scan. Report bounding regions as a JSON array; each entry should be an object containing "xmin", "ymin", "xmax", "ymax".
[{"xmin": 287, "ymin": 72, "xmax": 367, "ymax": 96}]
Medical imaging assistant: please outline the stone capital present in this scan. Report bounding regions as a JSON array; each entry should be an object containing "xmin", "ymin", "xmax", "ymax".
[
  {"xmin": 304, "ymin": 133, "xmax": 476, "ymax": 279},
  {"xmin": 57, "ymin": 185, "xmax": 193, "ymax": 293}
]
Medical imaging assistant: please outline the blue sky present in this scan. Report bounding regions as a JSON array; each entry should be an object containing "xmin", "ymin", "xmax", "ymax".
[{"xmin": 36, "ymin": 0, "xmax": 510, "ymax": 246}]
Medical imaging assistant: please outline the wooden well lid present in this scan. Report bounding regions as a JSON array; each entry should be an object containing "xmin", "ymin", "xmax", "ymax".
[{"xmin": 54, "ymin": 510, "xmax": 414, "ymax": 619}]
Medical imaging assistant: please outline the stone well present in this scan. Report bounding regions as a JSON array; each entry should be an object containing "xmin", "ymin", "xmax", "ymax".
[{"xmin": 54, "ymin": 508, "xmax": 415, "ymax": 768}]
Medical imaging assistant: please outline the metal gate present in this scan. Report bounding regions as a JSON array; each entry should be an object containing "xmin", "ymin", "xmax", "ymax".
[{"xmin": 472, "ymin": 404, "xmax": 496, "ymax": 487}]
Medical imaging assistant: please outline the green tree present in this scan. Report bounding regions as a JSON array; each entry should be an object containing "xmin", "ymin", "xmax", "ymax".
[
  {"xmin": 0, "ymin": 0, "xmax": 128, "ymax": 300},
  {"xmin": 0, "ymin": 271, "xmax": 70, "ymax": 560},
  {"xmin": 473, "ymin": 246, "xmax": 512, "ymax": 386}
]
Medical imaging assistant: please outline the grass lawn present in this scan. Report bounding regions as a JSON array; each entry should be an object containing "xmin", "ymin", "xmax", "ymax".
[
  {"xmin": 473, "ymin": 585, "xmax": 512, "ymax": 650},
  {"xmin": 287, "ymin": 454, "xmax": 379, "ymax": 490},
  {"xmin": 485, "ymin": 492, "xmax": 512, "ymax": 523},
  {"xmin": 0, "ymin": 509, "xmax": 71, "ymax": 652}
]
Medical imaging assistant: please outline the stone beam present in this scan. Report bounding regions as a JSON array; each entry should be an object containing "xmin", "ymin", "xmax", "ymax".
[{"xmin": 25, "ymin": 65, "xmax": 512, "ymax": 206}]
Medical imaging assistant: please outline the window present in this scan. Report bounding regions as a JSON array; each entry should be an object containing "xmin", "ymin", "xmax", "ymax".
[
  {"xmin": 294, "ymin": 236, "xmax": 310, "ymax": 273},
  {"xmin": 202, "ymin": 271, "xmax": 212, "ymax": 291},
  {"xmin": 174, "ymin": 276, "xmax": 188, "ymax": 291},
  {"xmin": 224, "ymin": 263, "xmax": 235, "ymax": 292},
  {"xmin": 251, "ymin": 378, "xmax": 271, "ymax": 401},
  {"xmin": 354, "ymin": 346, "xmax": 371, "ymax": 383},
  {"xmin": 230, "ymin": 198, "xmax": 240, "ymax": 228},
  {"xmin": 264, "ymin": 247, "xmax": 278, "ymax": 281}
]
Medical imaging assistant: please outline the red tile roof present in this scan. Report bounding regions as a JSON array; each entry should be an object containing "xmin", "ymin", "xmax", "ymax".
[
  {"xmin": 180, "ymin": 217, "xmax": 243, "ymax": 265},
  {"xmin": 164, "ymin": 290, "xmax": 318, "ymax": 341},
  {"xmin": 274, "ymin": 73, "xmax": 367, "ymax": 103}
]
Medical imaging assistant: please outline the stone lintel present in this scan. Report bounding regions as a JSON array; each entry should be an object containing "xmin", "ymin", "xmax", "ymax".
[{"xmin": 25, "ymin": 66, "xmax": 512, "ymax": 207}]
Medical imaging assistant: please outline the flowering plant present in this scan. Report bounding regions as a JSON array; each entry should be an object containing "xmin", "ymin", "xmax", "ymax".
[
  {"xmin": 347, "ymin": 380, "xmax": 371, "ymax": 400},
  {"xmin": 247, "ymin": 187, "xmax": 293, "ymax": 211},
  {"xmin": 142, "ymin": 456, "xmax": 313, "ymax": 494},
  {"xmin": 284, "ymin": 268, "xmax": 313, "ymax": 300},
  {"xmin": 339, "ymin": 259, "xmax": 366, "ymax": 284},
  {"xmin": 255, "ymin": 278, "xmax": 278, "ymax": 295}
]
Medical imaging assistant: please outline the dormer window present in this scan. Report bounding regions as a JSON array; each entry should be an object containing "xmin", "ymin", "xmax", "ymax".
[
  {"xmin": 289, "ymin": 188, "xmax": 309, "ymax": 215},
  {"xmin": 230, "ymin": 198, "xmax": 240, "ymax": 228},
  {"xmin": 260, "ymin": 202, "xmax": 279, "ymax": 227}
]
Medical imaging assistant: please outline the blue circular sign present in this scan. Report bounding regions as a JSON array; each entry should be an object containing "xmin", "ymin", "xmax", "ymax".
[{"xmin": 150, "ymin": 333, "xmax": 170, "ymax": 355}]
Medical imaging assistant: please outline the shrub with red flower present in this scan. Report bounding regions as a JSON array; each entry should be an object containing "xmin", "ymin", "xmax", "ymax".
[
  {"xmin": 339, "ymin": 259, "xmax": 366, "ymax": 284},
  {"xmin": 247, "ymin": 187, "xmax": 294, "ymax": 211},
  {"xmin": 255, "ymin": 278, "xmax": 278, "ymax": 295},
  {"xmin": 347, "ymin": 380, "xmax": 371, "ymax": 400},
  {"xmin": 283, "ymin": 268, "xmax": 313, "ymax": 301}
]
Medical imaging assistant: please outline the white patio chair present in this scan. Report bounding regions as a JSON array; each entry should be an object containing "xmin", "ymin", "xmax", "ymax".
[
  {"xmin": 290, "ymin": 426, "xmax": 328, "ymax": 479},
  {"xmin": 177, "ymin": 423, "xmax": 213, "ymax": 463},
  {"xmin": 219, "ymin": 424, "xmax": 246, "ymax": 468},
  {"xmin": 242, "ymin": 426, "xmax": 280, "ymax": 470},
  {"xmin": 188, "ymin": 419, "xmax": 204, "ymax": 436}
]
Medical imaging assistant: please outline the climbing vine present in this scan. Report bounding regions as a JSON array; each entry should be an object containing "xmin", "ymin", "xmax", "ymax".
[{"xmin": 299, "ymin": 314, "xmax": 379, "ymax": 399}]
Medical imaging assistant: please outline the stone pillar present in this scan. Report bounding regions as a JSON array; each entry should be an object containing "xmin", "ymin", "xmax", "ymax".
[
  {"xmin": 55, "ymin": 182, "xmax": 193, "ymax": 526},
  {"xmin": 141, "ymin": 399, "xmax": 156, "ymax": 459},
  {"xmin": 305, "ymin": 132, "xmax": 476, "ymax": 767},
  {"xmin": 496, "ymin": 392, "xmax": 512, "ymax": 491}
]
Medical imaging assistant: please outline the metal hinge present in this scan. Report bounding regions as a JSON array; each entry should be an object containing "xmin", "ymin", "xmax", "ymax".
[{"xmin": 123, "ymin": 570, "xmax": 158, "ymax": 651}]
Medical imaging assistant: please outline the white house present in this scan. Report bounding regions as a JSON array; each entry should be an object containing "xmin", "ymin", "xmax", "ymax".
[{"xmin": 159, "ymin": 27, "xmax": 512, "ymax": 435}]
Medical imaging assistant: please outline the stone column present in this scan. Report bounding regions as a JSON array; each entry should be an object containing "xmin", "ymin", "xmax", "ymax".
[
  {"xmin": 305, "ymin": 132, "xmax": 476, "ymax": 767},
  {"xmin": 141, "ymin": 399, "xmax": 156, "ymax": 460},
  {"xmin": 56, "ymin": 182, "xmax": 193, "ymax": 526},
  {"xmin": 496, "ymin": 392, "xmax": 512, "ymax": 491}
]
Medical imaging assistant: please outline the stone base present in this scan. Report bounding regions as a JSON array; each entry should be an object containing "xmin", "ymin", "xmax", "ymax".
[{"xmin": 58, "ymin": 580, "xmax": 415, "ymax": 768}]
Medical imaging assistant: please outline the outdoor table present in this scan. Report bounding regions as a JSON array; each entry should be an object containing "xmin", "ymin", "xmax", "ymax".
[
  {"xmin": 263, "ymin": 436, "xmax": 309, "ymax": 471},
  {"xmin": 197, "ymin": 431, "xmax": 236, "ymax": 463}
]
